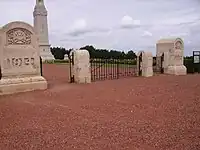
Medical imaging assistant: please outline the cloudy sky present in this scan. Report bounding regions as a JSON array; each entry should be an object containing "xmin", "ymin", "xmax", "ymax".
[{"xmin": 0, "ymin": 0, "xmax": 200, "ymax": 55}]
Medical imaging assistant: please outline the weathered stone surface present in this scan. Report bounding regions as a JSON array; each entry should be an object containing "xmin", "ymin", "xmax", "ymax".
[
  {"xmin": 0, "ymin": 76, "xmax": 47, "ymax": 95},
  {"xmin": 137, "ymin": 51, "xmax": 153, "ymax": 77},
  {"xmin": 0, "ymin": 21, "xmax": 47, "ymax": 95},
  {"xmin": 156, "ymin": 37, "xmax": 187, "ymax": 75},
  {"xmin": 33, "ymin": 0, "xmax": 54, "ymax": 61},
  {"xmin": 73, "ymin": 50, "xmax": 91, "ymax": 84},
  {"xmin": 167, "ymin": 66, "xmax": 187, "ymax": 75},
  {"xmin": 163, "ymin": 52, "xmax": 169, "ymax": 73}
]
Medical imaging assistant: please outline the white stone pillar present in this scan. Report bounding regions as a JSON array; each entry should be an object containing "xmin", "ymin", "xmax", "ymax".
[
  {"xmin": 137, "ymin": 51, "xmax": 153, "ymax": 77},
  {"xmin": 33, "ymin": 0, "xmax": 54, "ymax": 61},
  {"xmin": 163, "ymin": 51, "xmax": 169, "ymax": 73},
  {"xmin": 73, "ymin": 50, "xmax": 91, "ymax": 83},
  {"xmin": 167, "ymin": 48, "xmax": 187, "ymax": 75},
  {"xmin": 167, "ymin": 40, "xmax": 187, "ymax": 75},
  {"xmin": 142, "ymin": 51, "xmax": 153, "ymax": 77}
]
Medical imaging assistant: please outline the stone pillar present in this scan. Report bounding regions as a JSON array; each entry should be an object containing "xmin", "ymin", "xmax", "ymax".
[
  {"xmin": 33, "ymin": 0, "xmax": 54, "ymax": 61},
  {"xmin": 156, "ymin": 38, "xmax": 187, "ymax": 75},
  {"xmin": 167, "ymin": 40, "xmax": 187, "ymax": 75},
  {"xmin": 73, "ymin": 49, "xmax": 91, "ymax": 83},
  {"xmin": 163, "ymin": 52, "xmax": 169, "ymax": 73},
  {"xmin": 0, "ymin": 21, "xmax": 47, "ymax": 95},
  {"xmin": 137, "ymin": 51, "xmax": 153, "ymax": 77},
  {"xmin": 142, "ymin": 51, "xmax": 153, "ymax": 77}
]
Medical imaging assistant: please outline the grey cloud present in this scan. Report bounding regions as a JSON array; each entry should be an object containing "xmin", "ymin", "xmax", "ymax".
[
  {"xmin": 66, "ymin": 27, "xmax": 111, "ymax": 37},
  {"xmin": 120, "ymin": 24, "xmax": 141, "ymax": 29},
  {"xmin": 118, "ymin": 15, "xmax": 141, "ymax": 30}
]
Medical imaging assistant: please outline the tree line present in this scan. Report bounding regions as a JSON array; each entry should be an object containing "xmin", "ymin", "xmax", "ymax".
[
  {"xmin": 50, "ymin": 46, "xmax": 199, "ymax": 74},
  {"xmin": 50, "ymin": 45, "xmax": 137, "ymax": 60}
]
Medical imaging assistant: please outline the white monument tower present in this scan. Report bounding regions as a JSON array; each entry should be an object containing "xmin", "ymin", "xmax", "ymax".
[{"xmin": 33, "ymin": 0, "xmax": 54, "ymax": 61}]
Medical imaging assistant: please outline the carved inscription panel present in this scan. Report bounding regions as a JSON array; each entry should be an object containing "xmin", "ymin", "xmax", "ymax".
[
  {"xmin": 3, "ymin": 57, "xmax": 36, "ymax": 69},
  {"xmin": 174, "ymin": 50, "xmax": 183, "ymax": 65},
  {"xmin": 6, "ymin": 28, "xmax": 32, "ymax": 45}
]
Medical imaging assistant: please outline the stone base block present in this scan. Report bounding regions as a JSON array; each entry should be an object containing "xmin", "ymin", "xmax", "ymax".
[
  {"xmin": 0, "ymin": 76, "xmax": 47, "ymax": 95},
  {"xmin": 167, "ymin": 65, "xmax": 187, "ymax": 75},
  {"xmin": 164, "ymin": 68, "xmax": 168, "ymax": 74},
  {"xmin": 75, "ymin": 76, "xmax": 91, "ymax": 84},
  {"xmin": 142, "ymin": 67, "xmax": 153, "ymax": 77}
]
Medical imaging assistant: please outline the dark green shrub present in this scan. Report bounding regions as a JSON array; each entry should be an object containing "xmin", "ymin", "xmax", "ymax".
[
  {"xmin": 54, "ymin": 59, "xmax": 69, "ymax": 64},
  {"xmin": 184, "ymin": 58, "xmax": 194, "ymax": 73}
]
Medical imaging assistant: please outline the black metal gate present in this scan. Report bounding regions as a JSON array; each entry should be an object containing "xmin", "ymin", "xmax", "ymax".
[
  {"xmin": 0, "ymin": 65, "xmax": 2, "ymax": 80},
  {"xmin": 138, "ymin": 53, "xmax": 142, "ymax": 76},
  {"xmin": 40, "ymin": 56, "xmax": 43, "ymax": 76},
  {"xmin": 90, "ymin": 58, "xmax": 138, "ymax": 82},
  {"xmin": 153, "ymin": 53, "xmax": 164, "ymax": 73},
  {"xmin": 161, "ymin": 53, "xmax": 164, "ymax": 73},
  {"xmin": 69, "ymin": 52, "xmax": 75, "ymax": 83}
]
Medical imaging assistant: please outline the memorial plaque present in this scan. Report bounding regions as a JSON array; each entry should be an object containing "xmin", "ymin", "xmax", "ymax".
[
  {"xmin": 193, "ymin": 51, "xmax": 200, "ymax": 64},
  {"xmin": 194, "ymin": 56, "xmax": 200, "ymax": 64},
  {"xmin": 1, "ymin": 25, "xmax": 40, "ymax": 76},
  {"xmin": 194, "ymin": 51, "xmax": 200, "ymax": 55}
]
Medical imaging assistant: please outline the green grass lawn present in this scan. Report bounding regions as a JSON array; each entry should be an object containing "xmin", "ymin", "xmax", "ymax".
[{"xmin": 43, "ymin": 59, "xmax": 69, "ymax": 64}]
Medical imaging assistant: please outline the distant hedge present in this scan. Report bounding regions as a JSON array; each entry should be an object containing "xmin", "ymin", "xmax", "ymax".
[
  {"xmin": 43, "ymin": 59, "xmax": 69, "ymax": 64},
  {"xmin": 184, "ymin": 58, "xmax": 200, "ymax": 73}
]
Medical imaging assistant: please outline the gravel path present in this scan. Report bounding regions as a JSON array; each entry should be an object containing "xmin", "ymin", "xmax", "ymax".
[{"xmin": 0, "ymin": 64, "xmax": 200, "ymax": 150}]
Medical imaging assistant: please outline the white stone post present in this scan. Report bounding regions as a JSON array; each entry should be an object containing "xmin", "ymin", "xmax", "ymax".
[
  {"xmin": 137, "ymin": 51, "xmax": 153, "ymax": 77},
  {"xmin": 163, "ymin": 52, "xmax": 169, "ymax": 74},
  {"xmin": 73, "ymin": 49, "xmax": 91, "ymax": 84},
  {"xmin": 142, "ymin": 51, "xmax": 153, "ymax": 77},
  {"xmin": 156, "ymin": 38, "xmax": 187, "ymax": 75},
  {"xmin": 167, "ymin": 40, "xmax": 187, "ymax": 75}
]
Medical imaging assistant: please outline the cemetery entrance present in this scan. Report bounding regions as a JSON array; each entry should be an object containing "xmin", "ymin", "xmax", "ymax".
[
  {"xmin": 90, "ymin": 57, "xmax": 138, "ymax": 82},
  {"xmin": 153, "ymin": 53, "xmax": 164, "ymax": 74}
]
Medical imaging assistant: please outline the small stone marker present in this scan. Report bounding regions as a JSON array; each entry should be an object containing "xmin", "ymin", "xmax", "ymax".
[{"xmin": 0, "ymin": 21, "xmax": 47, "ymax": 95}]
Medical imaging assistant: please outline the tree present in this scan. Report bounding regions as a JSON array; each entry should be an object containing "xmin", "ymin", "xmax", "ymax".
[
  {"xmin": 80, "ymin": 45, "xmax": 96, "ymax": 58},
  {"xmin": 50, "ymin": 47, "xmax": 67, "ymax": 59},
  {"xmin": 51, "ymin": 45, "xmax": 137, "ymax": 60},
  {"xmin": 126, "ymin": 50, "xmax": 137, "ymax": 59},
  {"xmin": 80, "ymin": 45, "xmax": 137, "ymax": 59},
  {"xmin": 66, "ymin": 48, "xmax": 73, "ymax": 60}
]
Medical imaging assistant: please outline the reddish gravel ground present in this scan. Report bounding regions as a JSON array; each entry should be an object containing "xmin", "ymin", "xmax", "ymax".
[{"xmin": 0, "ymin": 64, "xmax": 200, "ymax": 150}]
